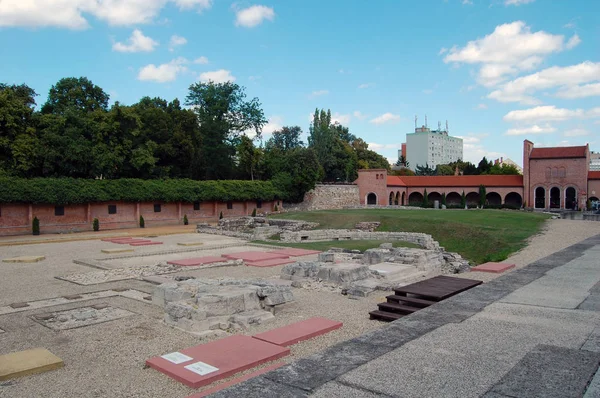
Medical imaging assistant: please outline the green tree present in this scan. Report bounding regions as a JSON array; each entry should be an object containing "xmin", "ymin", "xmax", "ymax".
[
  {"xmin": 185, "ymin": 81, "xmax": 267, "ymax": 180},
  {"xmin": 422, "ymin": 189, "xmax": 429, "ymax": 208},
  {"xmin": 395, "ymin": 155, "xmax": 409, "ymax": 168},
  {"xmin": 415, "ymin": 163, "xmax": 435, "ymax": 176},
  {"xmin": 236, "ymin": 135, "xmax": 262, "ymax": 180},
  {"xmin": 461, "ymin": 190, "xmax": 466, "ymax": 208},
  {"xmin": 268, "ymin": 126, "xmax": 303, "ymax": 151},
  {"xmin": 479, "ymin": 185, "xmax": 486, "ymax": 207},
  {"xmin": 477, "ymin": 156, "xmax": 492, "ymax": 174},
  {"xmin": 41, "ymin": 77, "xmax": 109, "ymax": 115},
  {"xmin": 435, "ymin": 164, "xmax": 454, "ymax": 176},
  {"xmin": 441, "ymin": 192, "xmax": 447, "ymax": 207}
]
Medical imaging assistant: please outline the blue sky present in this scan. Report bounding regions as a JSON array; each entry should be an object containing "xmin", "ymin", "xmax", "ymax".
[{"xmin": 1, "ymin": 0, "xmax": 599, "ymax": 167}]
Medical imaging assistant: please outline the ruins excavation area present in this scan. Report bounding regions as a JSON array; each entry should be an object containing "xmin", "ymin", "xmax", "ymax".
[{"xmin": 0, "ymin": 218, "xmax": 599, "ymax": 397}]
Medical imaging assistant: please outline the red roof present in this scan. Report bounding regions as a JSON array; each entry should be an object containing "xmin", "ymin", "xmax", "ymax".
[
  {"xmin": 387, "ymin": 175, "xmax": 523, "ymax": 188},
  {"xmin": 530, "ymin": 146, "xmax": 587, "ymax": 159},
  {"xmin": 589, "ymin": 171, "xmax": 600, "ymax": 180}
]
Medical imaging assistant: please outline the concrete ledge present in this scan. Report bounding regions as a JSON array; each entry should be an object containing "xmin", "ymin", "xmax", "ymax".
[
  {"xmin": 178, "ymin": 242, "xmax": 204, "ymax": 246},
  {"xmin": 101, "ymin": 248, "xmax": 134, "ymax": 254},
  {"xmin": 2, "ymin": 256, "xmax": 46, "ymax": 263},
  {"xmin": 0, "ymin": 348, "xmax": 64, "ymax": 381}
]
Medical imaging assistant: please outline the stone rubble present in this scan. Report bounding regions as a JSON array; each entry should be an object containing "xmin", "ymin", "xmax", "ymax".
[
  {"xmin": 154, "ymin": 278, "xmax": 295, "ymax": 334},
  {"xmin": 197, "ymin": 217, "xmax": 319, "ymax": 240}
]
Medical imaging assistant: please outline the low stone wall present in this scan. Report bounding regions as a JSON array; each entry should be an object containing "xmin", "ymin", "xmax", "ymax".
[
  {"xmin": 279, "ymin": 229, "xmax": 440, "ymax": 250},
  {"xmin": 560, "ymin": 212, "xmax": 600, "ymax": 221},
  {"xmin": 286, "ymin": 184, "xmax": 360, "ymax": 212},
  {"xmin": 197, "ymin": 217, "xmax": 318, "ymax": 240}
]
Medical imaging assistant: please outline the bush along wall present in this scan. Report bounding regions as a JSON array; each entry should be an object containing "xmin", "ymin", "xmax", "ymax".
[{"xmin": 0, "ymin": 178, "xmax": 285, "ymax": 205}]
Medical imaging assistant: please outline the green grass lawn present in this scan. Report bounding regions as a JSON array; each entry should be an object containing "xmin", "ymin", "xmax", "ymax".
[
  {"xmin": 254, "ymin": 239, "xmax": 420, "ymax": 252},
  {"xmin": 265, "ymin": 209, "xmax": 551, "ymax": 264}
]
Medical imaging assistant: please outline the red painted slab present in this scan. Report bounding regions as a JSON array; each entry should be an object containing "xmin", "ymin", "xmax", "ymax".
[
  {"xmin": 146, "ymin": 335, "xmax": 290, "ymax": 389},
  {"xmin": 167, "ymin": 256, "xmax": 226, "ymax": 266},
  {"xmin": 245, "ymin": 258, "xmax": 297, "ymax": 268},
  {"xmin": 252, "ymin": 317, "xmax": 343, "ymax": 347},
  {"xmin": 186, "ymin": 361, "xmax": 285, "ymax": 398},
  {"xmin": 129, "ymin": 241, "xmax": 163, "ymax": 246},
  {"xmin": 471, "ymin": 262, "xmax": 516, "ymax": 274},
  {"xmin": 222, "ymin": 251, "xmax": 290, "ymax": 262},
  {"xmin": 269, "ymin": 248, "xmax": 322, "ymax": 257}
]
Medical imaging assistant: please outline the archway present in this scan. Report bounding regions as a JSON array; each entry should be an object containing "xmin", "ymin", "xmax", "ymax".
[
  {"xmin": 550, "ymin": 187, "xmax": 560, "ymax": 209},
  {"xmin": 401, "ymin": 192, "xmax": 406, "ymax": 206},
  {"xmin": 590, "ymin": 196, "xmax": 599, "ymax": 202},
  {"xmin": 446, "ymin": 192, "xmax": 461, "ymax": 206},
  {"xmin": 535, "ymin": 187, "xmax": 545, "ymax": 209},
  {"xmin": 389, "ymin": 192, "xmax": 394, "ymax": 205},
  {"xmin": 465, "ymin": 192, "xmax": 480, "ymax": 206},
  {"xmin": 394, "ymin": 191, "xmax": 400, "ymax": 205},
  {"xmin": 504, "ymin": 192, "xmax": 523, "ymax": 207},
  {"xmin": 486, "ymin": 192, "xmax": 502, "ymax": 206},
  {"xmin": 428, "ymin": 192, "xmax": 442, "ymax": 205},
  {"xmin": 565, "ymin": 187, "xmax": 577, "ymax": 210},
  {"xmin": 408, "ymin": 192, "xmax": 423, "ymax": 206},
  {"xmin": 367, "ymin": 193, "xmax": 377, "ymax": 205}
]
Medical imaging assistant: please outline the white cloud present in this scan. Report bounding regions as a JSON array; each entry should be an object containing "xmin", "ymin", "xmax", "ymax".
[
  {"xmin": 370, "ymin": 113, "xmax": 401, "ymax": 125},
  {"xmin": 565, "ymin": 34, "xmax": 581, "ymax": 49},
  {"xmin": 444, "ymin": 21, "xmax": 577, "ymax": 87},
  {"xmin": 438, "ymin": 47, "xmax": 448, "ymax": 55},
  {"xmin": 234, "ymin": 5, "xmax": 275, "ymax": 28},
  {"xmin": 476, "ymin": 103, "xmax": 488, "ymax": 109},
  {"xmin": 193, "ymin": 56, "xmax": 209, "ymax": 65},
  {"xmin": 112, "ymin": 29, "xmax": 158, "ymax": 53},
  {"xmin": 169, "ymin": 35, "xmax": 187, "ymax": 51},
  {"xmin": 503, "ymin": 106, "xmax": 585, "ymax": 123},
  {"xmin": 456, "ymin": 134, "xmax": 504, "ymax": 164},
  {"xmin": 564, "ymin": 128, "xmax": 589, "ymax": 137},
  {"xmin": 138, "ymin": 57, "xmax": 188, "ymax": 83},
  {"xmin": 331, "ymin": 113, "xmax": 351, "ymax": 125},
  {"xmin": 310, "ymin": 90, "xmax": 329, "ymax": 97},
  {"xmin": 353, "ymin": 111, "xmax": 367, "ymax": 120},
  {"xmin": 367, "ymin": 143, "xmax": 400, "ymax": 151},
  {"xmin": 0, "ymin": 0, "xmax": 213, "ymax": 29},
  {"xmin": 504, "ymin": 0, "xmax": 535, "ymax": 5},
  {"xmin": 505, "ymin": 124, "xmax": 556, "ymax": 136},
  {"xmin": 462, "ymin": 0, "xmax": 473, "ymax": 5},
  {"xmin": 199, "ymin": 69, "xmax": 236, "ymax": 83},
  {"xmin": 487, "ymin": 61, "xmax": 600, "ymax": 104},
  {"xmin": 358, "ymin": 83, "xmax": 373, "ymax": 89}
]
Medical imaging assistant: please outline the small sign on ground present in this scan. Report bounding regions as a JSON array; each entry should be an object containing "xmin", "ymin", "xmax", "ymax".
[
  {"xmin": 0, "ymin": 348, "xmax": 63, "ymax": 381},
  {"xmin": 471, "ymin": 262, "xmax": 516, "ymax": 274},
  {"xmin": 3, "ymin": 256, "xmax": 46, "ymax": 263}
]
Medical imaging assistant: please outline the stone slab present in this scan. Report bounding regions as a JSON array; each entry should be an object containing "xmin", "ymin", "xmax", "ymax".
[
  {"xmin": 472, "ymin": 262, "xmax": 516, "ymax": 274},
  {"xmin": 312, "ymin": 381, "xmax": 384, "ymax": 397},
  {"xmin": 101, "ymin": 248, "xmax": 135, "ymax": 254},
  {"xmin": 167, "ymin": 256, "xmax": 227, "ymax": 267},
  {"xmin": 0, "ymin": 348, "xmax": 64, "ymax": 381},
  {"xmin": 178, "ymin": 242, "xmax": 205, "ymax": 246},
  {"xmin": 146, "ymin": 335, "xmax": 290, "ymax": 388},
  {"xmin": 31, "ymin": 306, "xmax": 135, "ymax": 330},
  {"xmin": 223, "ymin": 251, "xmax": 291, "ymax": 262},
  {"xmin": 269, "ymin": 248, "xmax": 322, "ymax": 257},
  {"xmin": 101, "ymin": 237, "xmax": 134, "ymax": 242},
  {"xmin": 488, "ymin": 344, "xmax": 600, "ymax": 398},
  {"xmin": 186, "ymin": 361, "xmax": 285, "ymax": 398},
  {"xmin": 129, "ymin": 241, "xmax": 163, "ymax": 246},
  {"xmin": 2, "ymin": 256, "xmax": 46, "ymax": 263},
  {"xmin": 245, "ymin": 258, "xmax": 297, "ymax": 268},
  {"xmin": 209, "ymin": 376, "xmax": 308, "ymax": 398},
  {"xmin": 253, "ymin": 317, "xmax": 343, "ymax": 347}
]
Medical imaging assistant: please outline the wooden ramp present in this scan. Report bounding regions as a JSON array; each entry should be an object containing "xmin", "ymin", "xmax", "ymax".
[{"xmin": 369, "ymin": 275, "xmax": 483, "ymax": 322}]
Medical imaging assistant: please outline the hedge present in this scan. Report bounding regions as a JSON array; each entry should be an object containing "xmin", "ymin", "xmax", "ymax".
[{"xmin": 0, "ymin": 178, "xmax": 284, "ymax": 205}]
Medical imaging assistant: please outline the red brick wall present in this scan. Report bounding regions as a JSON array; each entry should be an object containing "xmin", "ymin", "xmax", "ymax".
[
  {"xmin": 587, "ymin": 180, "xmax": 600, "ymax": 201},
  {"xmin": 356, "ymin": 169, "xmax": 388, "ymax": 205},
  {"xmin": 528, "ymin": 157, "xmax": 588, "ymax": 209}
]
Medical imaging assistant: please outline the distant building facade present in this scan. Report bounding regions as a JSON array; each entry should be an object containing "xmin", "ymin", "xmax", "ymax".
[
  {"xmin": 404, "ymin": 125, "xmax": 463, "ymax": 169},
  {"xmin": 590, "ymin": 152, "xmax": 600, "ymax": 171},
  {"xmin": 493, "ymin": 157, "xmax": 523, "ymax": 174}
]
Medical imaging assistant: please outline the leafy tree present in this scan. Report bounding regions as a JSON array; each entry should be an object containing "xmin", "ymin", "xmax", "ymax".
[
  {"xmin": 389, "ymin": 168, "xmax": 416, "ymax": 176},
  {"xmin": 415, "ymin": 163, "xmax": 435, "ymax": 176},
  {"xmin": 395, "ymin": 155, "xmax": 409, "ymax": 168},
  {"xmin": 435, "ymin": 164, "xmax": 454, "ymax": 176},
  {"xmin": 268, "ymin": 126, "xmax": 303, "ymax": 151},
  {"xmin": 236, "ymin": 135, "xmax": 262, "ymax": 180},
  {"xmin": 41, "ymin": 77, "xmax": 109, "ymax": 115},
  {"xmin": 477, "ymin": 156, "xmax": 492, "ymax": 174},
  {"xmin": 489, "ymin": 162, "xmax": 520, "ymax": 175}
]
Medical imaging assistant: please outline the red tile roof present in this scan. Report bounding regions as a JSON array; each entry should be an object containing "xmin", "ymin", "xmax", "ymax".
[
  {"xmin": 589, "ymin": 171, "xmax": 600, "ymax": 180},
  {"xmin": 530, "ymin": 146, "xmax": 587, "ymax": 159},
  {"xmin": 387, "ymin": 175, "xmax": 523, "ymax": 188}
]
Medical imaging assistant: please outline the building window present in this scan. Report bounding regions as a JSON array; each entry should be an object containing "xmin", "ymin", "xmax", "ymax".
[
  {"xmin": 227, "ymin": 202, "xmax": 233, "ymax": 210},
  {"xmin": 154, "ymin": 204, "xmax": 161, "ymax": 213},
  {"xmin": 108, "ymin": 204, "xmax": 117, "ymax": 214},
  {"xmin": 55, "ymin": 206, "xmax": 65, "ymax": 216},
  {"xmin": 256, "ymin": 200, "xmax": 262, "ymax": 209},
  {"xmin": 193, "ymin": 201, "xmax": 200, "ymax": 211}
]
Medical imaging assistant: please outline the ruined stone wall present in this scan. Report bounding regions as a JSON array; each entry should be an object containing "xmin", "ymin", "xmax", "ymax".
[{"xmin": 287, "ymin": 184, "xmax": 360, "ymax": 211}]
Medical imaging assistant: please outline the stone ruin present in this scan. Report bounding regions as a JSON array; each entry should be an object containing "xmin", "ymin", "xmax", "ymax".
[
  {"xmin": 197, "ymin": 216, "xmax": 319, "ymax": 240},
  {"xmin": 281, "ymin": 244, "xmax": 470, "ymax": 298},
  {"xmin": 153, "ymin": 278, "xmax": 295, "ymax": 336}
]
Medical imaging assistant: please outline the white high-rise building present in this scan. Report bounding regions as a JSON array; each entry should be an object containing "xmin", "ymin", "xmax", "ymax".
[
  {"xmin": 591, "ymin": 152, "xmax": 600, "ymax": 171},
  {"xmin": 405, "ymin": 124, "xmax": 463, "ymax": 169}
]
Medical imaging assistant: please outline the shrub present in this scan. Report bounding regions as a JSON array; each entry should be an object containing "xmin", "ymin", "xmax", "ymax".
[
  {"xmin": 139, "ymin": 215, "xmax": 145, "ymax": 228},
  {"xmin": 183, "ymin": 214, "xmax": 188, "ymax": 225},
  {"xmin": 274, "ymin": 204, "xmax": 278, "ymax": 212},
  {"xmin": 441, "ymin": 192, "xmax": 446, "ymax": 207},
  {"xmin": 251, "ymin": 208, "xmax": 257, "ymax": 217},
  {"xmin": 460, "ymin": 191, "xmax": 466, "ymax": 208},
  {"xmin": 422, "ymin": 189, "xmax": 429, "ymax": 208},
  {"xmin": 93, "ymin": 218, "xmax": 99, "ymax": 231},
  {"xmin": 479, "ymin": 185, "xmax": 486, "ymax": 208},
  {"xmin": 219, "ymin": 211, "xmax": 223, "ymax": 220},
  {"xmin": 32, "ymin": 216, "xmax": 40, "ymax": 235}
]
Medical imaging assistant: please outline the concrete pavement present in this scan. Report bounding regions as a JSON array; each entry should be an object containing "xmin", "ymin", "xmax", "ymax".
[{"xmin": 214, "ymin": 233, "xmax": 600, "ymax": 397}]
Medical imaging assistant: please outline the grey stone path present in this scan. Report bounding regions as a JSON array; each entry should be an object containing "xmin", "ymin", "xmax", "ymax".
[{"xmin": 214, "ymin": 234, "xmax": 600, "ymax": 398}]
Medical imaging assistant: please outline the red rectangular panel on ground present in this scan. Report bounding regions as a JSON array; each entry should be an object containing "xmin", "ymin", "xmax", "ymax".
[
  {"xmin": 269, "ymin": 248, "xmax": 322, "ymax": 257},
  {"xmin": 146, "ymin": 335, "xmax": 290, "ymax": 389},
  {"xmin": 471, "ymin": 262, "xmax": 516, "ymax": 274},
  {"xmin": 245, "ymin": 258, "xmax": 297, "ymax": 268},
  {"xmin": 222, "ymin": 251, "xmax": 290, "ymax": 262},
  {"xmin": 185, "ymin": 361, "xmax": 285, "ymax": 398},
  {"xmin": 252, "ymin": 317, "xmax": 343, "ymax": 347},
  {"xmin": 167, "ymin": 256, "xmax": 226, "ymax": 267},
  {"xmin": 129, "ymin": 241, "xmax": 163, "ymax": 246}
]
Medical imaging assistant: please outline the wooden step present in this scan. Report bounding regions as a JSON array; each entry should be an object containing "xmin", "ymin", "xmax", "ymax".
[
  {"xmin": 377, "ymin": 302, "xmax": 419, "ymax": 315},
  {"xmin": 386, "ymin": 295, "xmax": 436, "ymax": 308},
  {"xmin": 369, "ymin": 310, "xmax": 403, "ymax": 322}
]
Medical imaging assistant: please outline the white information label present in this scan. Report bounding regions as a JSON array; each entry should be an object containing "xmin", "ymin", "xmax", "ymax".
[
  {"xmin": 161, "ymin": 352, "xmax": 194, "ymax": 364},
  {"xmin": 184, "ymin": 361, "xmax": 220, "ymax": 376}
]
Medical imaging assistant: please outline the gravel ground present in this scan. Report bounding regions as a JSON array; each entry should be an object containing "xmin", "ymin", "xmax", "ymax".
[{"xmin": 0, "ymin": 219, "xmax": 598, "ymax": 398}]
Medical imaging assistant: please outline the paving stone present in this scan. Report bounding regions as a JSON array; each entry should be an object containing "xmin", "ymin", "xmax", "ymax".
[
  {"xmin": 2, "ymin": 256, "xmax": 45, "ymax": 263},
  {"xmin": 167, "ymin": 256, "xmax": 226, "ymax": 267},
  {"xmin": 209, "ymin": 376, "xmax": 308, "ymax": 398},
  {"xmin": 581, "ymin": 327, "xmax": 600, "ymax": 353},
  {"xmin": 9, "ymin": 302, "xmax": 29, "ymax": 309},
  {"xmin": 584, "ymin": 367, "xmax": 600, "ymax": 398},
  {"xmin": 312, "ymin": 381, "xmax": 391, "ymax": 398},
  {"xmin": 0, "ymin": 348, "xmax": 63, "ymax": 381},
  {"xmin": 101, "ymin": 248, "xmax": 134, "ymax": 254},
  {"xmin": 63, "ymin": 294, "xmax": 83, "ymax": 300},
  {"xmin": 489, "ymin": 344, "xmax": 600, "ymax": 398},
  {"xmin": 177, "ymin": 242, "xmax": 204, "ymax": 246},
  {"xmin": 471, "ymin": 262, "xmax": 516, "ymax": 273},
  {"xmin": 253, "ymin": 317, "xmax": 342, "ymax": 347}
]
